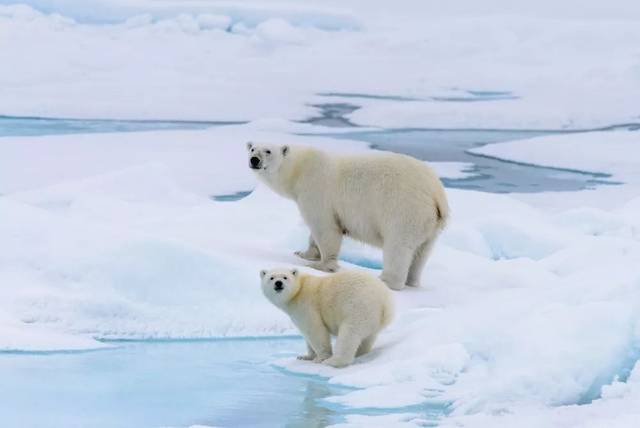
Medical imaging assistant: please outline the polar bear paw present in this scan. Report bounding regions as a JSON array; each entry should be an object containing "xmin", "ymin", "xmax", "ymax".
[
  {"xmin": 310, "ymin": 260, "xmax": 339, "ymax": 273},
  {"xmin": 294, "ymin": 250, "xmax": 321, "ymax": 261},
  {"xmin": 323, "ymin": 356, "xmax": 351, "ymax": 368},
  {"xmin": 297, "ymin": 354, "xmax": 315, "ymax": 361},
  {"xmin": 380, "ymin": 274, "xmax": 406, "ymax": 291}
]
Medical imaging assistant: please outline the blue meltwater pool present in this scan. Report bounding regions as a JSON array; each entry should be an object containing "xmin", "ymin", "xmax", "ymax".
[{"xmin": 0, "ymin": 338, "xmax": 356, "ymax": 428}]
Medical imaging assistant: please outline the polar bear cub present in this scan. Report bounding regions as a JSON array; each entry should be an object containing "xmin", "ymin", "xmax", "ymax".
[
  {"xmin": 260, "ymin": 268, "xmax": 393, "ymax": 368},
  {"xmin": 247, "ymin": 143, "xmax": 449, "ymax": 290}
]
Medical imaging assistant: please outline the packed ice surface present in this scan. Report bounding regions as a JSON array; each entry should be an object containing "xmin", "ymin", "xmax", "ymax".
[
  {"xmin": 1, "ymin": 120, "xmax": 640, "ymax": 427},
  {"xmin": 1, "ymin": 1, "xmax": 640, "ymax": 128},
  {"xmin": 429, "ymin": 162, "xmax": 478, "ymax": 180}
]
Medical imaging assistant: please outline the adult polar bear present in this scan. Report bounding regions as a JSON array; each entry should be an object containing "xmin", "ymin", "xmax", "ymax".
[{"xmin": 247, "ymin": 143, "xmax": 449, "ymax": 290}]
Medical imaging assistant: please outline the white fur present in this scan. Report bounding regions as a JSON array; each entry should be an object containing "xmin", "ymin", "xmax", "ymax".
[
  {"xmin": 260, "ymin": 268, "xmax": 394, "ymax": 368},
  {"xmin": 248, "ymin": 143, "xmax": 449, "ymax": 290}
]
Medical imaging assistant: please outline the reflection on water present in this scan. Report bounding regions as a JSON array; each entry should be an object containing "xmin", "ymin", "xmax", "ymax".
[
  {"xmin": 0, "ymin": 339, "xmax": 346, "ymax": 428},
  {"xmin": 285, "ymin": 380, "xmax": 336, "ymax": 428}
]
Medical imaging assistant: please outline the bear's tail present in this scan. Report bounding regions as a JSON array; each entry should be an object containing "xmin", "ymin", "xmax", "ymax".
[{"xmin": 434, "ymin": 188, "xmax": 450, "ymax": 230}]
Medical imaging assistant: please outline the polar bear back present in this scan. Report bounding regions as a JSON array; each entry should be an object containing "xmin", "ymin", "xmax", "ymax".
[
  {"xmin": 279, "ymin": 148, "xmax": 447, "ymax": 246},
  {"xmin": 299, "ymin": 270, "xmax": 393, "ymax": 336},
  {"xmin": 268, "ymin": 147, "xmax": 448, "ymax": 244},
  {"xmin": 330, "ymin": 152, "xmax": 447, "ymax": 246}
]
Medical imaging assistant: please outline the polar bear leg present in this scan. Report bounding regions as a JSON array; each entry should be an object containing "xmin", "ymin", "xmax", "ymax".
[
  {"xmin": 406, "ymin": 239, "xmax": 436, "ymax": 287},
  {"xmin": 380, "ymin": 240, "xmax": 415, "ymax": 290},
  {"xmin": 297, "ymin": 341, "xmax": 317, "ymax": 361},
  {"xmin": 356, "ymin": 333, "xmax": 377, "ymax": 357},
  {"xmin": 294, "ymin": 235, "xmax": 321, "ymax": 261},
  {"xmin": 298, "ymin": 201, "xmax": 342, "ymax": 273},
  {"xmin": 323, "ymin": 324, "xmax": 362, "ymax": 368},
  {"xmin": 308, "ymin": 227, "xmax": 342, "ymax": 273},
  {"xmin": 304, "ymin": 318, "xmax": 333, "ymax": 362}
]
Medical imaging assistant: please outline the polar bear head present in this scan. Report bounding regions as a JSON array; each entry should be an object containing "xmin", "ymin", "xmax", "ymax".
[
  {"xmin": 246, "ymin": 142, "xmax": 289, "ymax": 175},
  {"xmin": 260, "ymin": 268, "xmax": 299, "ymax": 307}
]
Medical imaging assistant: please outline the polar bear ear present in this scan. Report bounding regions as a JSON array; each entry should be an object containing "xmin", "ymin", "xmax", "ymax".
[
  {"xmin": 291, "ymin": 268, "xmax": 298, "ymax": 277},
  {"xmin": 246, "ymin": 142, "xmax": 253, "ymax": 151},
  {"xmin": 281, "ymin": 145, "xmax": 289, "ymax": 157},
  {"xmin": 260, "ymin": 269, "xmax": 267, "ymax": 278}
]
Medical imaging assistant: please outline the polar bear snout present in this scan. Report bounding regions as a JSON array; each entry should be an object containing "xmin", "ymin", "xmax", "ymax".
[
  {"xmin": 249, "ymin": 156, "xmax": 261, "ymax": 169},
  {"xmin": 274, "ymin": 280, "xmax": 284, "ymax": 292}
]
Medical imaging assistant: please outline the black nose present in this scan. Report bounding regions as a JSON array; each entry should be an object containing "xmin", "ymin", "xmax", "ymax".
[
  {"xmin": 250, "ymin": 157, "xmax": 260, "ymax": 167},
  {"xmin": 274, "ymin": 280, "xmax": 283, "ymax": 291}
]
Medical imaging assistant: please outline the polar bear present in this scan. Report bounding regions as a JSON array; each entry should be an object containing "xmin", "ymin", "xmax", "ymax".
[
  {"xmin": 247, "ymin": 143, "xmax": 449, "ymax": 290},
  {"xmin": 260, "ymin": 268, "xmax": 393, "ymax": 367}
]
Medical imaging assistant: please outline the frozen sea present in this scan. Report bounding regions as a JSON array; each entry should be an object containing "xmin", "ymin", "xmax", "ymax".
[
  {"xmin": 0, "ymin": 111, "xmax": 632, "ymax": 427},
  {"xmin": 2, "ymin": 2, "xmax": 640, "ymax": 427}
]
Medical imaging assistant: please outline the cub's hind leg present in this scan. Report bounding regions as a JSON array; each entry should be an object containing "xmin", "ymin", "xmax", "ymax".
[{"xmin": 323, "ymin": 324, "xmax": 362, "ymax": 368}]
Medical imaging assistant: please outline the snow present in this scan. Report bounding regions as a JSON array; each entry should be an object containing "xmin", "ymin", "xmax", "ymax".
[
  {"xmin": 330, "ymin": 413, "xmax": 425, "ymax": 428},
  {"xmin": 0, "ymin": 122, "xmax": 474, "ymax": 350},
  {"xmin": 430, "ymin": 162, "xmax": 478, "ymax": 180},
  {"xmin": 1, "ymin": 2, "xmax": 640, "ymax": 128},
  {"xmin": 0, "ymin": 123, "xmax": 371, "ymax": 347},
  {"xmin": 0, "ymin": 311, "xmax": 109, "ymax": 352},
  {"xmin": 0, "ymin": 0, "xmax": 358, "ymax": 29}
]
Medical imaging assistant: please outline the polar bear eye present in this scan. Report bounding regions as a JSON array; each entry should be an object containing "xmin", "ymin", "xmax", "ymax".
[
  {"xmin": 283, "ymin": 276, "xmax": 288, "ymax": 280},
  {"xmin": 265, "ymin": 150, "xmax": 271, "ymax": 155},
  {"xmin": 270, "ymin": 276, "xmax": 274, "ymax": 281}
]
